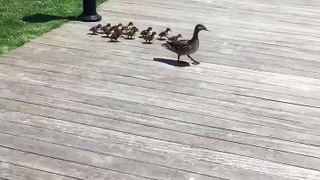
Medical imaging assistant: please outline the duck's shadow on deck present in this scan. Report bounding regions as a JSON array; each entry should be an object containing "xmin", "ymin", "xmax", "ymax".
[{"xmin": 153, "ymin": 58, "xmax": 190, "ymax": 67}]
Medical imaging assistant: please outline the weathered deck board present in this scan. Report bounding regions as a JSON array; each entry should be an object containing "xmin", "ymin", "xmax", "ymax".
[
  {"xmin": 0, "ymin": 161, "xmax": 78, "ymax": 180},
  {"xmin": 1, "ymin": 0, "xmax": 320, "ymax": 179}
]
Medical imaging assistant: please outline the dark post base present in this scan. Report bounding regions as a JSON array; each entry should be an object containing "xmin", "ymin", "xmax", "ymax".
[
  {"xmin": 78, "ymin": 14, "xmax": 102, "ymax": 22},
  {"xmin": 79, "ymin": 0, "xmax": 102, "ymax": 22}
]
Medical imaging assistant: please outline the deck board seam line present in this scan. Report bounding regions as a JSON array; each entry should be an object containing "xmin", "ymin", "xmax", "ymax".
[
  {"xmin": 1, "ymin": 130, "xmax": 316, "ymax": 179},
  {"xmin": 30, "ymin": 41, "xmax": 320, "ymax": 81},
  {"xmin": 2, "ymin": 62, "xmax": 320, "ymax": 112},
  {"xmin": 0, "ymin": 145, "xmax": 159, "ymax": 180},
  {"xmin": 3, "ymin": 65, "xmax": 320, "ymax": 125},
  {"xmin": 5, "ymin": 55, "xmax": 320, "ymax": 95},
  {"xmin": 1, "ymin": 127, "xmax": 319, "ymax": 177},
  {"xmin": 3, "ymin": 93, "xmax": 320, "ymax": 142},
  {"xmin": 0, "ymin": 160, "xmax": 83, "ymax": 180},
  {"xmin": 4, "ymin": 106, "xmax": 320, "ymax": 153},
  {"xmin": 4, "ymin": 89, "xmax": 320, "ymax": 139},
  {"xmin": 2, "ymin": 117, "xmax": 320, "ymax": 161},
  {"xmin": 51, "ymin": 25, "xmax": 320, "ymax": 60},
  {"xmin": 114, "ymin": 1, "xmax": 320, "ymax": 20},
  {"xmin": 2, "ymin": 113, "xmax": 320, "ymax": 171},
  {"xmin": 7, "ymin": 82, "xmax": 320, "ymax": 132},
  {"xmin": 0, "ymin": 133, "xmax": 227, "ymax": 180},
  {"xmin": 32, "ymin": 37, "xmax": 320, "ymax": 76},
  {"xmin": 98, "ymin": 9, "xmax": 320, "ymax": 38},
  {"xmin": 30, "ymin": 40, "xmax": 320, "ymax": 81}
]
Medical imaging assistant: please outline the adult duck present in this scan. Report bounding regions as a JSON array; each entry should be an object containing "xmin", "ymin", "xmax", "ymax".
[{"xmin": 162, "ymin": 24, "xmax": 208, "ymax": 64}]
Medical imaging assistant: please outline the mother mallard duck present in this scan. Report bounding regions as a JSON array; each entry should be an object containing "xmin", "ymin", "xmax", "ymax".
[{"xmin": 162, "ymin": 24, "xmax": 208, "ymax": 64}]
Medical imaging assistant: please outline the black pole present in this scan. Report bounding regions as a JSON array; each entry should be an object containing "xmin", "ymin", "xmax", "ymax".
[{"xmin": 78, "ymin": 0, "xmax": 102, "ymax": 22}]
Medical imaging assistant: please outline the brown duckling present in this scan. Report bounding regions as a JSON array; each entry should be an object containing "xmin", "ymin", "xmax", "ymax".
[
  {"xmin": 121, "ymin": 22, "xmax": 135, "ymax": 36},
  {"xmin": 100, "ymin": 23, "xmax": 111, "ymax": 34},
  {"xmin": 110, "ymin": 23, "xmax": 122, "ymax": 32},
  {"xmin": 103, "ymin": 24, "xmax": 113, "ymax": 37},
  {"xmin": 89, "ymin": 24, "xmax": 102, "ymax": 35},
  {"xmin": 168, "ymin": 34, "xmax": 183, "ymax": 41},
  {"xmin": 140, "ymin": 27, "xmax": 152, "ymax": 38},
  {"xmin": 143, "ymin": 32, "xmax": 157, "ymax": 43},
  {"xmin": 109, "ymin": 28, "xmax": 122, "ymax": 42},
  {"xmin": 158, "ymin": 28, "xmax": 171, "ymax": 40},
  {"xmin": 125, "ymin": 26, "xmax": 139, "ymax": 39},
  {"xmin": 122, "ymin": 22, "xmax": 134, "ymax": 32}
]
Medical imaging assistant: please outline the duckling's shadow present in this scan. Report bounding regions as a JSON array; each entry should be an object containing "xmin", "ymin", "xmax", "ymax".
[
  {"xmin": 108, "ymin": 40, "xmax": 120, "ymax": 43},
  {"xmin": 153, "ymin": 58, "xmax": 190, "ymax": 67},
  {"xmin": 87, "ymin": 33, "xmax": 99, "ymax": 35},
  {"xmin": 124, "ymin": 37, "xmax": 135, "ymax": 40},
  {"xmin": 156, "ymin": 38, "xmax": 167, "ymax": 41},
  {"xmin": 101, "ymin": 35, "xmax": 110, "ymax": 38},
  {"xmin": 142, "ymin": 42, "xmax": 153, "ymax": 44}
]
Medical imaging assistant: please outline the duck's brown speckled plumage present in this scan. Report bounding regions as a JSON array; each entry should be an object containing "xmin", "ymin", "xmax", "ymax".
[{"xmin": 162, "ymin": 24, "xmax": 208, "ymax": 64}]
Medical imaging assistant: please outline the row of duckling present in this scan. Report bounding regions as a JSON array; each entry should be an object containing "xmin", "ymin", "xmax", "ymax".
[{"xmin": 89, "ymin": 22, "xmax": 183, "ymax": 43}]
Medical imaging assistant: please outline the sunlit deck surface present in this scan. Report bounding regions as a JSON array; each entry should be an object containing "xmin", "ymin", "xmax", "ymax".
[{"xmin": 1, "ymin": 0, "xmax": 320, "ymax": 179}]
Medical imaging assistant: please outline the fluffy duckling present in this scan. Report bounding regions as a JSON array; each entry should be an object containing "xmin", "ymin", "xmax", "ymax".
[
  {"xmin": 89, "ymin": 24, "xmax": 102, "ymax": 35},
  {"xmin": 143, "ymin": 32, "xmax": 157, "ymax": 43},
  {"xmin": 162, "ymin": 24, "xmax": 208, "ymax": 64},
  {"xmin": 100, "ymin": 23, "xmax": 111, "ymax": 32},
  {"xmin": 158, "ymin": 28, "xmax": 171, "ymax": 40},
  {"xmin": 140, "ymin": 27, "xmax": 152, "ymax": 38},
  {"xmin": 125, "ymin": 26, "xmax": 139, "ymax": 39},
  {"xmin": 109, "ymin": 29, "xmax": 122, "ymax": 42},
  {"xmin": 122, "ymin": 22, "xmax": 134, "ymax": 31},
  {"xmin": 110, "ymin": 23, "xmax": 122, "ymax": 32},
  {"xmin": 168, "ymin": 34, "xmax": 183, "ymax": 41},
  {"xmin": 121, "ymin": 22, "xmax": 134, "ymax": 35},
  {"xmin": 100, "ymin": 23, "xmax": 111, "ymax": 35},
  {"xmin": 103, "ymin": 25, "xmax": 113, "ymax": 37}
]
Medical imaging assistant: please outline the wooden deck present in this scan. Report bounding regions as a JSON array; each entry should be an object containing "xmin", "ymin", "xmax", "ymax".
[{"xmin": 1, "ymin": 0, "xmax": 320, "ymax": 179}]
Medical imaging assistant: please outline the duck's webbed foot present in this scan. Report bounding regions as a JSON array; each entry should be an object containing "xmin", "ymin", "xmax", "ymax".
[{"xmin": 187, "ymin": 55, "xmax": 200, "ymax": 65}]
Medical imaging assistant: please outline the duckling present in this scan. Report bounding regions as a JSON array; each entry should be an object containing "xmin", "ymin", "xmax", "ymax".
[
  {"xmin": 122, "ymin": 22, "xmax": 134, "ymax": 32},
  {"xmin": 103, "ymin": 24, "xmax": 113, "ymax": 37},
  {"xmin": 158, "ymin": 28, "xmax": 171, "ymax": 40},
  {"xmin": 125, "ymin": 26, "xmax": 139, "ymax": 39},
  {"xmin": 162, "ymin": 24, "xmax": 208, "ymax": 65},
  {"xmin": 89, "ymin": 24, "xmax": 102, "ymax": 35},
  {"xmin": 168, "ymin": 34, "xmax": 183, "ymax": 41},
  {"xmin": 121, "ymin": 22, "xmax": 134, "ymax": 36},
  {"xmin": 140, "ymin": 27, "xmax": 152, "ymax": 38},
  {"xmin": 109, "ymin": 28, "xmax": 122, "ymax": 42},
  {"xmin": 110, "ymin": 23, "xmax": 122, "ymax": 32},
  {"xmin": 100, "ymin": 23, "xmax": 111, "ymax": 34},
  {"xmin": 143, "ymin": 32, "xmax": 157, "ymax": 43}
]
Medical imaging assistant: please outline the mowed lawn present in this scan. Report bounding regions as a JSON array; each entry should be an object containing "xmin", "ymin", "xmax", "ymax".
[{"xmin": 0, "ymin": 0, "xmax": 106, "ymax": 54}]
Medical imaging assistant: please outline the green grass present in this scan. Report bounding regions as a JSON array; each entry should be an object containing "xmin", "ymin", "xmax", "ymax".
[{"xmin": 0, "ymin": 0, "xmax": 106, "ymax": 54}]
